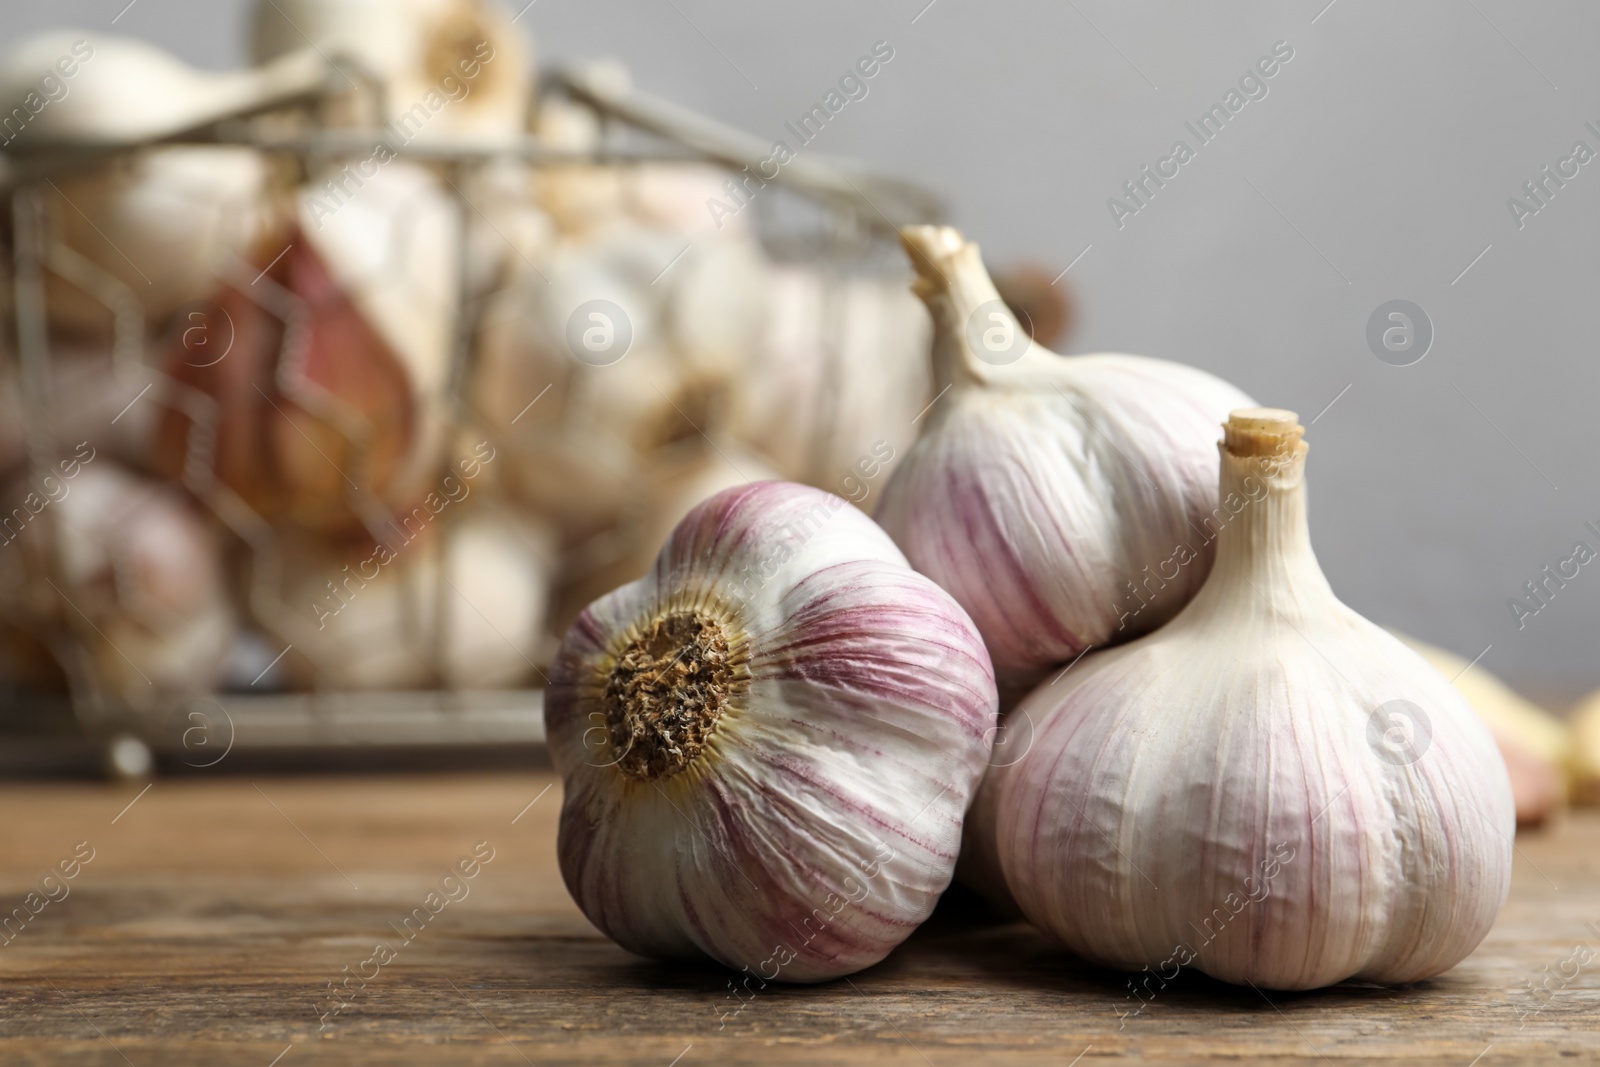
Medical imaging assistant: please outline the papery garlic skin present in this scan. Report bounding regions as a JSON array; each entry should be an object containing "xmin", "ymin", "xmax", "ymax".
[
  {"xmin": 0, "ymin": 33, "xmax": 273, "ymax": 339},
  {"xmin": 251, "ymin": 0, "xmax": 531, "ymax": 142},
  {"xmin": 547, "ymin": 481, "xmax": 998, "ymax": 982},
  {"xmin": 0, "ymin": 465, "xmax": 234, "ymax": 708},
  {"xmin": 877, "ymin": 226, "xmax": 1253, "ymax": 679},
  {"xmin": 979, "ymin": 410, "xmax": 1514, "ymax": 990},
  {"xmin": 736, "ymin": 265, "xmax": 931, "ymax": 492}
]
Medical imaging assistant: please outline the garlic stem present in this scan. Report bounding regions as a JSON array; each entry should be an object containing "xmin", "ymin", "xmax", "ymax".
[
  {"xmin": 1197, "ymin": 407, "xmax": 1331, "ymax": 616},
  {"xmin": 900, "ymin": 224, "xmax": 1035, "ymax": 390}
]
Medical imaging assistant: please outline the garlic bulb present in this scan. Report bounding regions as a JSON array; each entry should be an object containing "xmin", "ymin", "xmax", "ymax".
[
  {"xmin": 528, "ymin": 94, "xmax": 625, "ymax": 237},
  {"xmin": 0, "ymin": 462, "xmax": 233, "ymax": 708},
  {"xmin": 975, "ymin": 410, "xmax": 1514, "ymax": 990},
  {"xmin": 1397, "ymin": 632, "xmax": 1570, "ymax": 825},
  {"xmin": 877, "ymin": 226, "xmax": 1253, "ymax": 681},
  {"xmin": 549, "ymin": 442, "xmax": 781, "ymax": 637},
  {"xmin": 277, "ymin": 506, "xmax": 555, "ymax": 690},
  {"xmin": 250, "ymin": 0, "xmax": 531, "ymax": 142},
  {"xmin": 0, "ymin": 341, "xmax": 161, "ymax": 480},
  {"xmin": 474, "ymin": 221, "xmax": 764, "ymax": 543},
  {"xmin": 736, "ymin": 265, "xmax": 931, "ymax": 492},
  {"xmin": 0, "ymin": 32, "xmax": 272, "ymax": 340},
  {"xmin": 547, "ymin": 481, "xmax": 998, "ymax": 981},
  {"xmin": 1, "ymin": 31, "xmax": 321, "ymax": 142},
  {"xmin": 1568, "ymin": 692, "xmax": 1600, "ymax": 806}
]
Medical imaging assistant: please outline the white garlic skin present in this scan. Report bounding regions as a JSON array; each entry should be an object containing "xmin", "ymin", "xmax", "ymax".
[
  {"xmin": 250, "ymin": 0, "xmax": 531, "ymax": 142},
  {"xmin": 547, "ymin": 481, "xmax": 998, "ymax": 982},
  {"xmin": 979, "ymin": 415, "xmax": 1514, "ymax": 989},
  {"xmin": 877, "ymin": 226, "xmax": 1253, "ymax": 679},
  {"xmin": 0, "ymin": 33, "xmax": 273, "ymax": 340},
  {"xmin": 737, "ymin": 265, "xmax": 931, "ymax": 491},
  {"xmin": 0, "ymin": 464, "xmax": 234, "ymax": 707}
]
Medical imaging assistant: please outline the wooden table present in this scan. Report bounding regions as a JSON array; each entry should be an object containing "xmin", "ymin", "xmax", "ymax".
[{"xmin": 1, "ymin": 772, "xmax": 1595, "ymax": 1065}]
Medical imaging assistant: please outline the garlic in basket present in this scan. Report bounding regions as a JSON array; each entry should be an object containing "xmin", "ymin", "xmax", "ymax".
[
  {"xmin": 877, "ymin": 226, "xmax": 1253, "ymax": 680},
  {"xmin": 976, "ymin": 410, "xmax": 1514, "ymax": 990},
  {"xmin": 0, "ymin": 32, "xmax": 274, "ymax": 341},
  {"xmin": 250, "ymin": 0, "xmax": 531, "ymax": 142},
  {"xmin": 546, "ymin": 481, "xmax": 998, "ymax": 982}
]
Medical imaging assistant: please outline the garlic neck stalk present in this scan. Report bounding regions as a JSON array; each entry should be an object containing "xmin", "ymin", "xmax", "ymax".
[
  {"xmin": 1193, "ymin": 408, "xmax": 1333, "ymax": 619},
  {"xmin": 901, "ymin": 225, "xmax": 1055, "ymax": 392}
]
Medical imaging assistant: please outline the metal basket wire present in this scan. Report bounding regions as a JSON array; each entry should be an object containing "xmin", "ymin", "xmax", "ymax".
[{"xmin": 0, "ymin": 52, "xmax": 943, "ymax": 775}]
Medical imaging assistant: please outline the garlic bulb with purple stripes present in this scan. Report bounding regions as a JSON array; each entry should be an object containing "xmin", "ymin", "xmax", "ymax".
[
  {"xmin": 547, "ymin": 481, "xmax": 998, "ymax": 982},
  {"xmin": 976, "ymin": 410, "xmax": 1514, "ymax": 990},
  {"xmin": 877, "ymin": 226, "xmax": 1253, "ymax": 681}
]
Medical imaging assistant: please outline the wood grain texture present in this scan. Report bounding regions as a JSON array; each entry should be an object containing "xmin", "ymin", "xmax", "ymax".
[{"xmin": 0, "ymin": 773, "xmax": 1595, "ymax": 1065}]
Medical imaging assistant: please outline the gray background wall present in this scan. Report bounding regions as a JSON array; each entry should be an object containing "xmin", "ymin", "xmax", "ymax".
[{"xmin": 7, "ymin": 0, "xmax": 1597, "ymax": 704}]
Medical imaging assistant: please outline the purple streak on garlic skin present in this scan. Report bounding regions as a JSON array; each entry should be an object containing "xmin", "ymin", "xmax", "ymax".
[
  {"xmin": 878, "ymin": 226, "xmax": 1254, "ymax": 677},
  {"xmin": 547, "ymin": 480, "xmax": 998, "ymax": 983},
  {"xmin": 975, "ymin": 411, "xmax": 1515, "ymax": 990}
]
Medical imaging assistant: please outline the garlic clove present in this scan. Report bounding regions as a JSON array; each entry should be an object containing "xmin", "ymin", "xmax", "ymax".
[
  {"xmin": 1493, "ymin": 733, "xmax": 1567, "ymax": 829},
  {"xmin": 1569, "ymin": 691, "xmax": 1600, "ymax": 806},
  {"xmin": 878, "ymin": 226, "xmax": 1255, "ymax": 677},
  {"xmin": 1395, "ymin": 631, "xmax": 1571, "ymax": 825},
  {"xmin": 976, "ymin": 409, "xmax": 1515, "ymax": 990},
  {"xmin": 547, "ymin": 481, "xmax": 998, "ymax": 981}
]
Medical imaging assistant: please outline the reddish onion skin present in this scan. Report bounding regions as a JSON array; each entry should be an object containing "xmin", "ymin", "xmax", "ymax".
[{"xmin": 547, "ymin": 481, "xmax": 998, "ymax": 982}]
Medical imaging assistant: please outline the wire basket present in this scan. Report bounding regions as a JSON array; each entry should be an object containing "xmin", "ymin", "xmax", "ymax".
[{"xmin": 0, "ymin": 52, "xmax": 943, "ymax": 775}]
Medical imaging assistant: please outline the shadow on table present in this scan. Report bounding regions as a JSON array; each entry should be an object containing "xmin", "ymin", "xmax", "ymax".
[{"xmin": 862, "ymin": 882, "xmax": 1437, "ymax": 1014}]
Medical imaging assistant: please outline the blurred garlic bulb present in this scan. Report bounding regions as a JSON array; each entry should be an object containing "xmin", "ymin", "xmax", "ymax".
[
  {"xmin": 529, "ymin": 94, "xmax": 625, "ymax": 236},
  {"xmin": 0, "ymin": 32, "xmax": 326, "ymax": 142},
  {"xmin": 977, "ymin": 410, "xmax": 1514, "ymax": 990},
  {"xmin": 460, "ymin": 158, "xmax": 557, "ymax": 297},
  {"xmin": 278, "ymin": 506, "xmax": 555, "ymax": 690},
  {"xmin": 876, "ymin": 226, "xmax": 1253, "ymax": 681},
  {"xmin": 1397, "ymin": 632, "xmax": 1570, "ymax": 825},
  {"xmin": 0, "ymin": 32, "xmax": 276, "ymax": 339},
  {"xmin": 1568, "ymin": 692, "xmax": 1600, "ymax": 806},
  {"xmin": 0, "ymin": 462, "xmax": 233, "ymax": 708},
  {"xmin": 474, "ymin": 223, "xmax": 764, "ymax": 542},
  {"xmin": 550, "ymin": 442, "xmax": 781, "ymax": 636},
  {"xmin": 737, "ymin": 265, "xmax": 929, "ymax": 491},
  {"xmin": 0, "ymin": 341, "xmax": 161, "ymax": 481},
  {"xmin": 547, "ymin": 481, "xmax": 998, "ymax": 981},
  {"xmin": 621, "ymin": 163, "xmax": 758, "ymax": 238},
  {"xmin": 250, "ymin": 0, "xmax": 531, "ymax": 141}
]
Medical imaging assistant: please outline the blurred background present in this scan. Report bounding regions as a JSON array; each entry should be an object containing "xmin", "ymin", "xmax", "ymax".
[{"xmin": 0, "ymin": 0, "xmax": 1594, "ymax": 788}]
